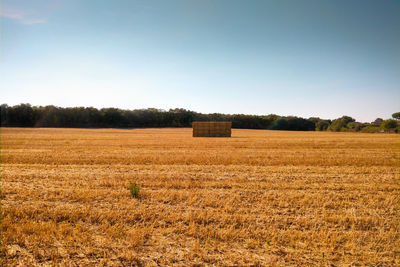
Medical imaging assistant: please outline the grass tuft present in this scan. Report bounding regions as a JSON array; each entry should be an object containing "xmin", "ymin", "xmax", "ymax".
[{"xmin": 129, "ymin": 182, "xmax": 140, "ymax": 198}]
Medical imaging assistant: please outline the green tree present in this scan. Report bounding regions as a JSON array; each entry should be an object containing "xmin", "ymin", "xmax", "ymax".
[
  {"xmin": 373, "ymin": 118, "xmax": 383, "ymax": 126},
  {"xmin": 347, "ymin": 122, "xmax": 363, "ymax": 131},
  {"xmin": 269, "ymin": 116, "xmax": 315, "ymax": 131},
  {"xmin": 315, "ymin": 120, "xmax": 330, "ymax": 131},
  {"xmin": 392, "ymin": 112, "xmax": 400, "ymax": 121},
  {"xmin": 328, "ymin": 116, "xmax": 355, "ymax": 132},
  {"xmin": 1, "ymin": 104, "xmax": 8, "ymax": 125},
  {"xmin": 381, "ymin": 119, "xmax": 397, "ymax": 129},
  {"xmin": 102, "ymin": 108, "xmax": 124, "ymax": 126},
  {"xmin": 8, "ymin": 103, "xmax": 35, "ymax": 126}
]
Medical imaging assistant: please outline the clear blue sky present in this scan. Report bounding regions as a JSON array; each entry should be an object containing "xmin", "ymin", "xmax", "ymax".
[{"xmin": 1, "ymin": 0, "xmax": 399, "ymax": 122}]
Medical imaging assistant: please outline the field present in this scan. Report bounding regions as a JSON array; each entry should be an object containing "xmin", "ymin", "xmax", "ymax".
[{"xmin": 1, "ymin": 128, "xmax": 399, "ymax": 266}]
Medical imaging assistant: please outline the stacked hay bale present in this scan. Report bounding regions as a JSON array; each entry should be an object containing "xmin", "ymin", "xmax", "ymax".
[{"xmin": 192, "ymin": 122, "xmax": 232, "ymax": 137}]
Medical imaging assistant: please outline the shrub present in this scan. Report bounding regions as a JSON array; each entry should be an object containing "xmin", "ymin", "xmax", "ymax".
[
  {"xmin": 129, "ymin": 182, "xmax": 140, "ymax": 198},
  {"xmin": 360, "ymin": 125, "xmax": 381, "ymax": 133}
]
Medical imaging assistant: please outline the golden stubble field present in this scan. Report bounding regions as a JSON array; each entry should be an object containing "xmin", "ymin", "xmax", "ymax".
[{"xmin": 1, "ymin": 128, "xmax": 399, "ymax": 266}]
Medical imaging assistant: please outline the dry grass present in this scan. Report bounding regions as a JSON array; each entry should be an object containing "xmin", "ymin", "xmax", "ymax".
[{"xmin": 1, "ymin": 128, "xmax": 399, "ymax": 266}]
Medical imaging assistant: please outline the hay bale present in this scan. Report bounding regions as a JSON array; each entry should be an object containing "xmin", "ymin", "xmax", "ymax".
[{"xmin": 192, "ymin": 121, "xmax": 231, "ymax": 137}]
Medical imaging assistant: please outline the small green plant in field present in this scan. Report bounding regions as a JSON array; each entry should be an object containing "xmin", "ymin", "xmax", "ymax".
[
  {"xmin": 319, "ymin": 252, "xmax": 326, "ymax": 267},
  {"xmin": 129, "ymin": 182, "xmax": 140, "ymax": 198}
]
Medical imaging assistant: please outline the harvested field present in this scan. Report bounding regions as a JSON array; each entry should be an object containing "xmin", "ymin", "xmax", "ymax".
[{"xmin": 1, "ymin": 128, "xmax": 399, "ymax": 266}]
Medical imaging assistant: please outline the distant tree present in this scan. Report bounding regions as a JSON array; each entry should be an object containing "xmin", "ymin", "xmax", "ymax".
[
  {"xmin": 102, "ymin": 108, "xmax": 124, "ymax": 127},
  {"xmin": 269, "ymin": 118, "xmax": 288, "ymax": 130},
  {"xmin": 361, "ymin": 125, "xmax": 381, "ymax": 133},
  {"xmin": 7, "ymin": 103, "xmax": 35, "ymax": 126},
  {"xmin": 0, "ymin": 103, "xmax": 376, "ymax": 132},
  {"xmin": 269, "ymin": 116, "xmax": 315, "ymax": 131},
  {"xmin": 308, "ymin": 117, "xmax": 321, "ymax": 130},
  {"xmin": 392, "ymin": 112, "xmax": 400, "ymax": 121},
  {"xmin": 1, "ymin": 104, "xmax": 8, "ymax": 125},
  {"xmin": 328, "ymin": 116, "xmax": 355, "ymax": 132},
  {"xmin": 308, "ymin": 117, "xmax": 321, "ymax": 124},
  {"xmin": 38, "ymin": 106, "xmax": 60, "ymax": 127},
  {"xmin": 347, "ymin": 122, "xmax": 363, "ymax": 131},
  {"xmin": 381, "ymin": 119, "xmax": 398, "ymax": 129},
  {"xmin": 168, "ymin": 108, "xmax": 194, "ymax": 127},
  {"xmin": 373, "ymin": 118, "xmax": 383, "ymax": 126},
  {"xmin": 315, "ymin": 120, "xmax": 330, "ymax": 131}
]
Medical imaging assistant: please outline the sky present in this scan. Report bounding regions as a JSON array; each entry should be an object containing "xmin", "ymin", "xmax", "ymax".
[{"xmin": 1, "ymin": 0, "xmax": 399, "ymax": 122}]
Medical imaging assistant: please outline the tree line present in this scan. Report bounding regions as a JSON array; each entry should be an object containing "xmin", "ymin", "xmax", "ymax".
[{"xmin": 1, "ymin": 104, "xmax": 399, "ymax": 132}]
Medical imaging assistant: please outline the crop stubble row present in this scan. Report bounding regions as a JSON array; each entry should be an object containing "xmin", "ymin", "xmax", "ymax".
[{"xmin": 1, "ymin": 128, "xmax": 399, "ymax": 266}]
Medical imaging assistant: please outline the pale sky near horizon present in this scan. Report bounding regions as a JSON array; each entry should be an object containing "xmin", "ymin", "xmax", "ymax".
[{"xmin": 1, "ymin": 0, "xmax": 399, "ymax": 122}]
